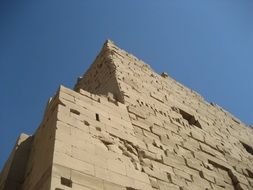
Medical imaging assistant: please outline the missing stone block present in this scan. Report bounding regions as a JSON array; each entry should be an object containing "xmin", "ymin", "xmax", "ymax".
[
  {"xmin": 84, "ymin": 120, "xmax": 90, "ymax": 126},
  {"xmin": 70, "ymin": 109, "xmax": 80, "ymax": 116},
  {"xmin": 61, "ymin": 177, "xmax": 72, "ymax": 187},
  {"xmin": 96, "ymin": 113, "xmax": 100, "ymax": 121},
  {"xmin": 126, "ymin": 187, "xmax": 138, "ymax": 190},
  {"xmin": 246, "ymin": 169, "xmax": 253, "ymax": 178},
  {"xmin": 179, "ymin": 109, "xmax": 202, "ymax": 128},
  {"xmin": 241, "ymin": 141, "xmax": 253, "ymax": 156}
]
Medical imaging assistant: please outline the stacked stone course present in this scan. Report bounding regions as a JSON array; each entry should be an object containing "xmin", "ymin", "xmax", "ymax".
[{"xmin": 1, "ymin": 40, "xmax": 253, "ymax": 190}]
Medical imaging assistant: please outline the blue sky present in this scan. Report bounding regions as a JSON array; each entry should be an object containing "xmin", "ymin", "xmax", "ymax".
[{"xmin": 0, "ymin": 0, "xmax": 252, "ymax": 170}]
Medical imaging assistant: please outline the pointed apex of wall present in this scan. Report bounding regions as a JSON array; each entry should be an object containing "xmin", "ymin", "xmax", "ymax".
[
  {"xmin": 104, "ymin": 39, "xmax": 115, "ymax": 46},
  {"xmin": 74, "ymin": 39, "xmax": 124, "ymax": 102},
  {"xmin": 101, "ymin": 39, "xmax": 117, "ymax": 53}
]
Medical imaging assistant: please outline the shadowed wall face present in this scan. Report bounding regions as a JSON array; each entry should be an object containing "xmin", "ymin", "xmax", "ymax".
[{"xmin": 0, "ymin": 134, "xmax": 33, "ymax": 190}]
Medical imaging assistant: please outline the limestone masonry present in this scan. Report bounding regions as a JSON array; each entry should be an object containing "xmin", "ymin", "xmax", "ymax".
[{"xmin": 1, "ymin": 40, "xmax": 253, "ymax": 190}]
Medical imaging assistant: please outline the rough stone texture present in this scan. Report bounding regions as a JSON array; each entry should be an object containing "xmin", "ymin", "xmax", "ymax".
[{"xmin": 1, "ymin": 40, "xmax": 253, "ymax": 190}]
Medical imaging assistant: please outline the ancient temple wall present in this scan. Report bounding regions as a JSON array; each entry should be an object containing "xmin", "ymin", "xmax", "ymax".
[
  {"xmin": 51, "ymin": 86, "xmax": 152, "ymax": 190},
  {"xmin": 1, "ymin": 40, "xmax": 253, "ymax": 190},
  {"xmin": 73, "ymin": 41, "xmax": 253, "ymax": 190},
  {"xmin": 20, "ymin": 95, "xmax": 60, "ymax": 190},
  {"xmin": 105, "ymin": 41, "xmax": 253, "ymax": 190}
]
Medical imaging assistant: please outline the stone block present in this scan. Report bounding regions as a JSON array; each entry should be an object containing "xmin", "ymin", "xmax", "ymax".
[
  {"xmin": 54, "ymin": 152, "xmax": 95, "ymax": 176},
  {"xmin": 157, "ymin": 180, "xmax": 180, "ymax": 190},
  {"xmin": 173, "ymin": 168, "xmax": 192, "ymax": 182},
  {"xmin": 71, "ymin": 170, "xmax": 103, "ymax": 190},
  {"xmin": 103, "ymin": 182, "xmax": 126, "ymax": 190}
]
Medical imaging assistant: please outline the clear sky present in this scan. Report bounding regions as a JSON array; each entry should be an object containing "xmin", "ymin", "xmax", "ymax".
[{"xmin": 0, "ymin": 0, "xmax": 252, "ymax": 170}]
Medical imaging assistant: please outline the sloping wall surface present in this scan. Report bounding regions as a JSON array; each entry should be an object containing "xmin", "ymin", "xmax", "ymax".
[
  {"xmin": 1, "ymin": 40, "xmax": 253, "ymax": 190},
  {"xmin": 74, "ymin": 40, "xmax": 253, "ymax": 190}
]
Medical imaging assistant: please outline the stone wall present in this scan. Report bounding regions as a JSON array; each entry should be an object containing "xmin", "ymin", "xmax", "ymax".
[
  {"xmin": 75, "ymin": 40, "xmax": 253, "ymax": 190},
  {"xmin": 0, "ymin": 40, "xmax": 253, "ymax": 190}
]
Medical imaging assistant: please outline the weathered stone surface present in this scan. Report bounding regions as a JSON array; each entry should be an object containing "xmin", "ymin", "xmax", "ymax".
[{"xmin": 1, "ymin": 40, "xmax": 253, "ymax": 190}]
